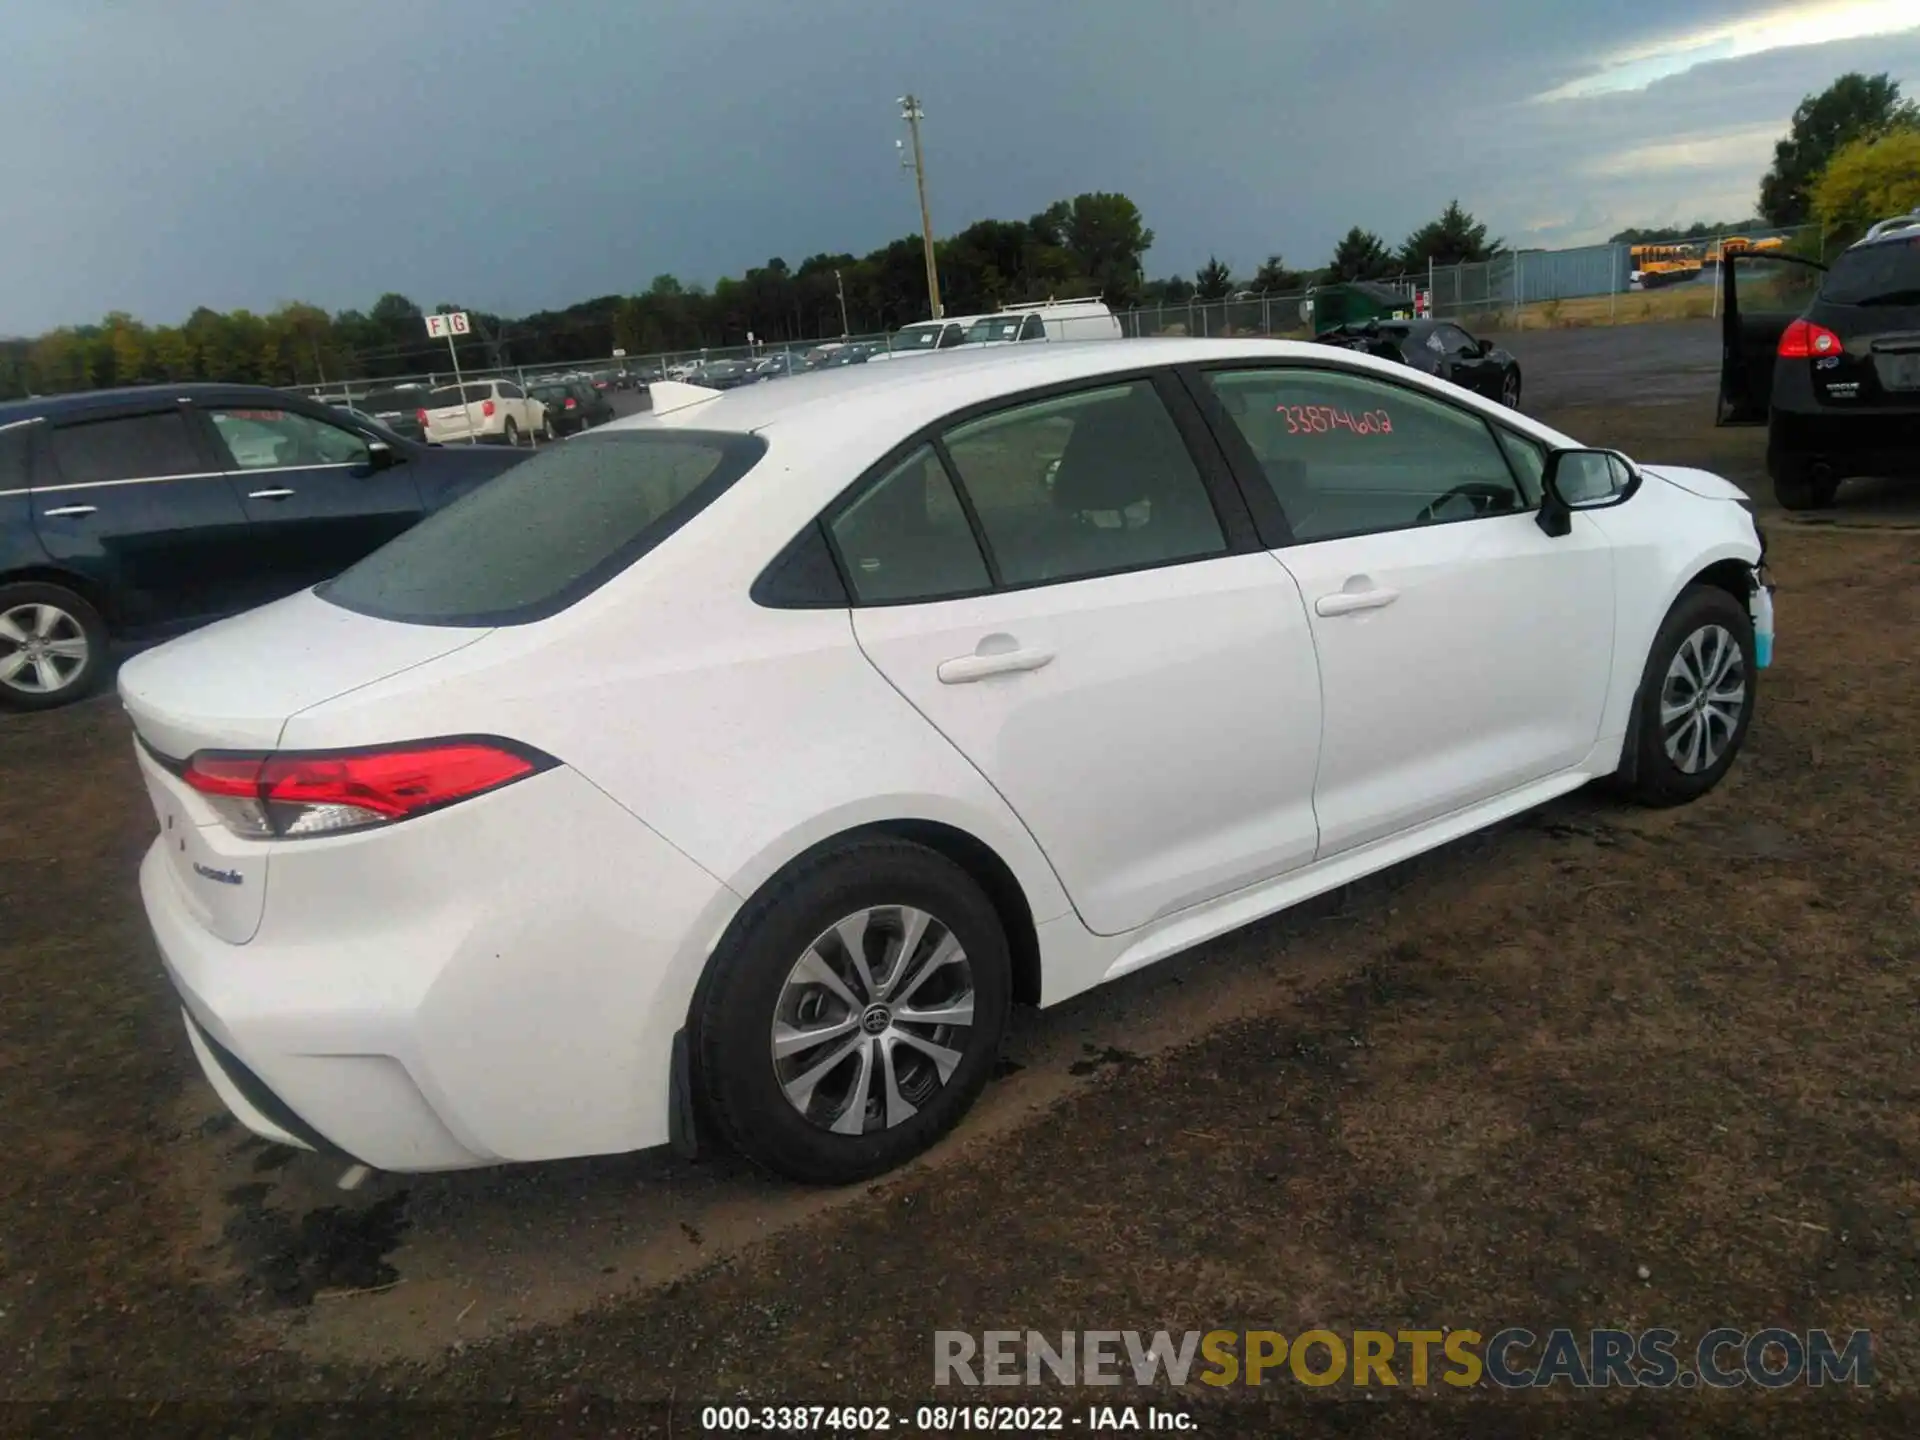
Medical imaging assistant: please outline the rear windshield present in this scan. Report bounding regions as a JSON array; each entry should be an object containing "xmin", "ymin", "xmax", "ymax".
[
  {"xmin": 361, "ymin": 390, "xmax": 421, "ymax": 412},
  {"xmin": 528, "ymin": 383, "xmax": 570, "ymax": 399},
  {"xmin": 319, "ymin": 430, "xmax": 768, "ymax": 626},
  {"xmin": 426, "ymin": 384, "xmax": 490, "ymax": 408},
  {"xmin": 1822, "ymin": 236, "xmax": 1920, "ymax": 306}
]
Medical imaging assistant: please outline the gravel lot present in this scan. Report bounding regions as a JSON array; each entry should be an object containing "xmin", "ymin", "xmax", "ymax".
[{"xmin": 3, "ymin": 339, "xmax": 1919, "ymax": 1434}]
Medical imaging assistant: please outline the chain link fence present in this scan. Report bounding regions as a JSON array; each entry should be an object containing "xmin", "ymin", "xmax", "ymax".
[{"xmin": 290, "ymin": 226, "xmax": 1819, "ymax": 408}]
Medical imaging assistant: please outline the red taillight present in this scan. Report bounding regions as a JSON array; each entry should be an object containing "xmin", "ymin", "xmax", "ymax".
[
  {"xmin": 564, "ymin": 397, "xmax": 577, "ymax": 409},
  {"xmin": 482, "ymin": 399, "xmax": 496, "ymax": 417},
  {"xmin": 416, "ymin": 408, "xmax": 429, "ymax": 425},
  {"xmin": 1778, "ymin": 318, "xmax": 1843, "ymax": 359},
  {"xmin": 183, "ymin": 740, "xmax": 548, "ymax": 838}
]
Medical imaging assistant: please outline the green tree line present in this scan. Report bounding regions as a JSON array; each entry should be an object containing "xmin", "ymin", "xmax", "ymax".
[{"xmin": 0, "ymin": 191, "xmax": 1506, "ymax": 399}]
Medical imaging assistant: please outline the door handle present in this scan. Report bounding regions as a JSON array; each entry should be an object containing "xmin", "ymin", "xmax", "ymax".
[
  {"xmin": 40, "ymin": 504, "xmax": 97, "ymax": 518},
  {"xmin": 248, "ymin": 488, "xmax": 296, "ymax": 500},
  {"xmin": 937, "ymin": 646, "xmax": 1055, "ymax": 684},
  {"xmin": 1315, "ymin": 587, "xmax": 1400, "ymax": 617}
]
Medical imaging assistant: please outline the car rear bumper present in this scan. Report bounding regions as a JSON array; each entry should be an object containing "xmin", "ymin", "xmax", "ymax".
[
  {"xmin": 139, "ymin": 767, "xmax": 737, "ymax": 1171},
  {"xmin": 1769, "ymin": 381, "xmax": 1920, "ymax": 478}
]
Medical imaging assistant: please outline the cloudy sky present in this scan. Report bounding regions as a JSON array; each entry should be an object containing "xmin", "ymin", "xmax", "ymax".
[{"xmin": 2, "ymin": 0, "xmax": 1917, "ymax": 333}]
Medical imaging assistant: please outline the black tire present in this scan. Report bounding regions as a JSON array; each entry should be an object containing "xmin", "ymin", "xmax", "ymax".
[
  {"xmin": 1618, "ymin": 585, "xmax": 1756, "ymax": 807},
  {"xmin": 539, "ymin": 418, "xmax": 554, "ymax": 442},
  {"xmin": 1500, "ymin": 368, "xmax": 1522, "ymax": 409},
  {"xmin": 0, "ymin": 580, "xmax": 109, "ymax": 711},
  {"xmin": 692, "ymin": 837, "xmax": 1011, "ymax": 1185},
  {"xmin": 1771, "ymin": 457, "xmax": 1838, "ymax": 511},
  {"xmin": 502, "ymin": 417, "xmax": 521, "ymax": 448}
]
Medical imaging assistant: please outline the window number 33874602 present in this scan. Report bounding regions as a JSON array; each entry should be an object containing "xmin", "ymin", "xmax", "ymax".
[{"xmin": 1277, "ymin": 404, "xmax": 1392, "ymax": 436}]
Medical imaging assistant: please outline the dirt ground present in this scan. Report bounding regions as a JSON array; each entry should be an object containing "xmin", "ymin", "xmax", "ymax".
[{"xmin": 3, "ymin": 396, "xmax": 1920, "ymax": 1435}]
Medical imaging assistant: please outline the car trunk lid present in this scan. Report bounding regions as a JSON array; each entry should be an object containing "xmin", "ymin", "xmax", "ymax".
[{"xmin": 118, "ymin": 588, "xmax": 491, "ymax": 758}]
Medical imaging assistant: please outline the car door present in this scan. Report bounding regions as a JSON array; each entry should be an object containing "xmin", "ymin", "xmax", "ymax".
[
  {"xmin": 1718, "ymin": 251, "xmax": 1827, "ymax": 424},
  {"xmin": 31, "ymin": 403, "xmax": 257, "ymax": 631},
  {"xmin": 1187, "ymin": 363, "xmax": 1615, "ymax": 859},
  {"xmin": 199, "ymin": 402, "xmax": 425, "ymax": 594},
  {"xmin": 837, "ymin": 374, "xmax": 1324, "ymax": 937}
]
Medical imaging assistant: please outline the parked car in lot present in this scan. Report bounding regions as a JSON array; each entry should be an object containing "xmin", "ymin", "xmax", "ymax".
[
  {"xmin": 420, "ymin": 379, "xmax": 550, "ymax": 447},
  {"xmin": 528, "ymin": 378, "xmax": 615, "ymax": 435},
  {"xmin": 355, "ymin": 385, "xmax": 433, "ymax": 442},
  {"xmin": 748, "ymin": 353, "xmax": 806, "ymax": 382},
  {"xmin": 0, "ymin": 384, "xmax": 528, "ymax": 709},
  {"xmin": 824, "ymin": 342, "xmax": 886, "ymax": 367},
  {"xmin": 865, "ymin": 317, "xmax": 977, "ymax": 363},
  {"xmin": 690, "ymin": 359, "xmax": 756, "ymax": 390},
  {"xmin": 1717, "ymin": 210, "xmax": 1920, "ymax": 510},
  {"xmin": 1316, "ymin": 318, "xmax": 1522, "ymax": 408},
  {"xmin": 120, "ymin": 339, "xmax": 1769, "ymax": 1186}
]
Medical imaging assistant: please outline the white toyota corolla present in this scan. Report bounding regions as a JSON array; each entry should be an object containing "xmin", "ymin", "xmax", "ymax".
[{"xmin": 122, "ymin": 339, "xmax": 1773, "ymax": 1185}]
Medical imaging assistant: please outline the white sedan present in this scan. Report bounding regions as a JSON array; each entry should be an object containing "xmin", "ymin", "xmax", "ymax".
[{"xmin": 120, "ymin": 340, "xmax": 1772, "ymax": 1185}]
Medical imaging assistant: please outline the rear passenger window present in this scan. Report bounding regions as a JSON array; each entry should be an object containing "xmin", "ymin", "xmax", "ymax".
[
  {"xmin": 829, "ymin": 445, "xmax": 990, "ymax": 603},
  {"xmin": 47, "ymin": 412, "xmax": 206, "ymax": 485},
  {"xmin": 940, "ymin": 381, "xmax": 1225, "ymax": 586}
]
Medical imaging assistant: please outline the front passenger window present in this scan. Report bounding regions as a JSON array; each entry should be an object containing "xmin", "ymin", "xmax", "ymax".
[
  {"xmin": 209, "ymin": 408, "xmax": 369, "ymax": 469},
  {"xmin": 1203, "ymin": 369, "xmax": 1526, "ymax": 542}
]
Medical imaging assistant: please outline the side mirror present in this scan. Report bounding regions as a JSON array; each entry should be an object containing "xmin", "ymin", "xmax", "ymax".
[
  {"xmin": 1537, "ymin": 447, "xmax": 1638, "ymax": 536},
  {"xmin": 364, "ymin": 440, "xmax": 397, "ymax": 473},
  {"xmin": 1476, "ymin": 338, "xmax": 1495, "ymax": 356}
]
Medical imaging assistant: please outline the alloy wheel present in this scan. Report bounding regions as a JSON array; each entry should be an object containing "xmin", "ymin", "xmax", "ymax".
[
  {"xmin": 1501, "ymin": 372, "xmax": 1521, "ymax": 408},
  {"xmin": 1660, "ymin": 623, "xmax": 1746, "ymax": 774},
  {"xmin": 771, "ymin": 905, "xmax": 976, "ymax": 1136},
  {"xmin": 0, "ymin": 603, "xmax": 90, "ymax": 697}
]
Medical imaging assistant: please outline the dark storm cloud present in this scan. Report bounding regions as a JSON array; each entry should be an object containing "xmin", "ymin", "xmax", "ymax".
[{"xmin": 0, "ymin": 0, "xmax": 1915, "ymax": 332}]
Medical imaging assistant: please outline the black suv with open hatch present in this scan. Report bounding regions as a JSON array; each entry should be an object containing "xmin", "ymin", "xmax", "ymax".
[{"xmin": 1718, "ymin": 210, "xmax": 1920, "ymax": 510}]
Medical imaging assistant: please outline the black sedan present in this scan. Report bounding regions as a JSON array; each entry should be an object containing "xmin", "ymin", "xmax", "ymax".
[
  {"xmin": 690, "ymin": 359, "xmax": 757, "ymax": 390},
  {"xmin": 528, "ymin": 378, "xmax": 615, "ymax": 436},
  {"xmin": 1317, "ymin": 319, "xmax": 1522, "ymax": 409}
]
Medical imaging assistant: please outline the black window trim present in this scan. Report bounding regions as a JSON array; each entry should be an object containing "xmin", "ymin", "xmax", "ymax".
[
  {"xmin": 767, "ymin": 365, "xmax": 1265, "ymax": 611},
  {"xmin": 1174, "ymin": 359, "xmax": 1548, "ymax": 550},
  {"xmin": 318, "ymin": 428, "xmax": 770, "ymax": 628}
]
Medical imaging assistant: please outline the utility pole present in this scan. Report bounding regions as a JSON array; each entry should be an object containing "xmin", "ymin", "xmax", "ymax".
[
  {"xmin": 897, "ymin": 94, "xmax": 942, "ymax": 319},
  {"xmin": 834, "ymin": 268, "xmax": 850, "ymax": 337}
]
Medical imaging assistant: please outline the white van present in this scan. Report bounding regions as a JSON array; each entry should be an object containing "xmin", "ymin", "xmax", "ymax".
[{"xmin": 961, "ymin": 297, "xmax": 1123, "ymax": 346}]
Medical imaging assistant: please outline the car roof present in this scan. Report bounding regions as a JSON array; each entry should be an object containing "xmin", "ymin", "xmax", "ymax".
[
  {"xmin": 613, "ymin": 336, "xmax": 1537, "ymax": 447},
  {"xmin": 1849, "ymin": 219, "xmax": 1920, "ymax": 250},
  {"xmin": 0, "ymin": 381, "xmax": 310, "ymax": 427}
]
